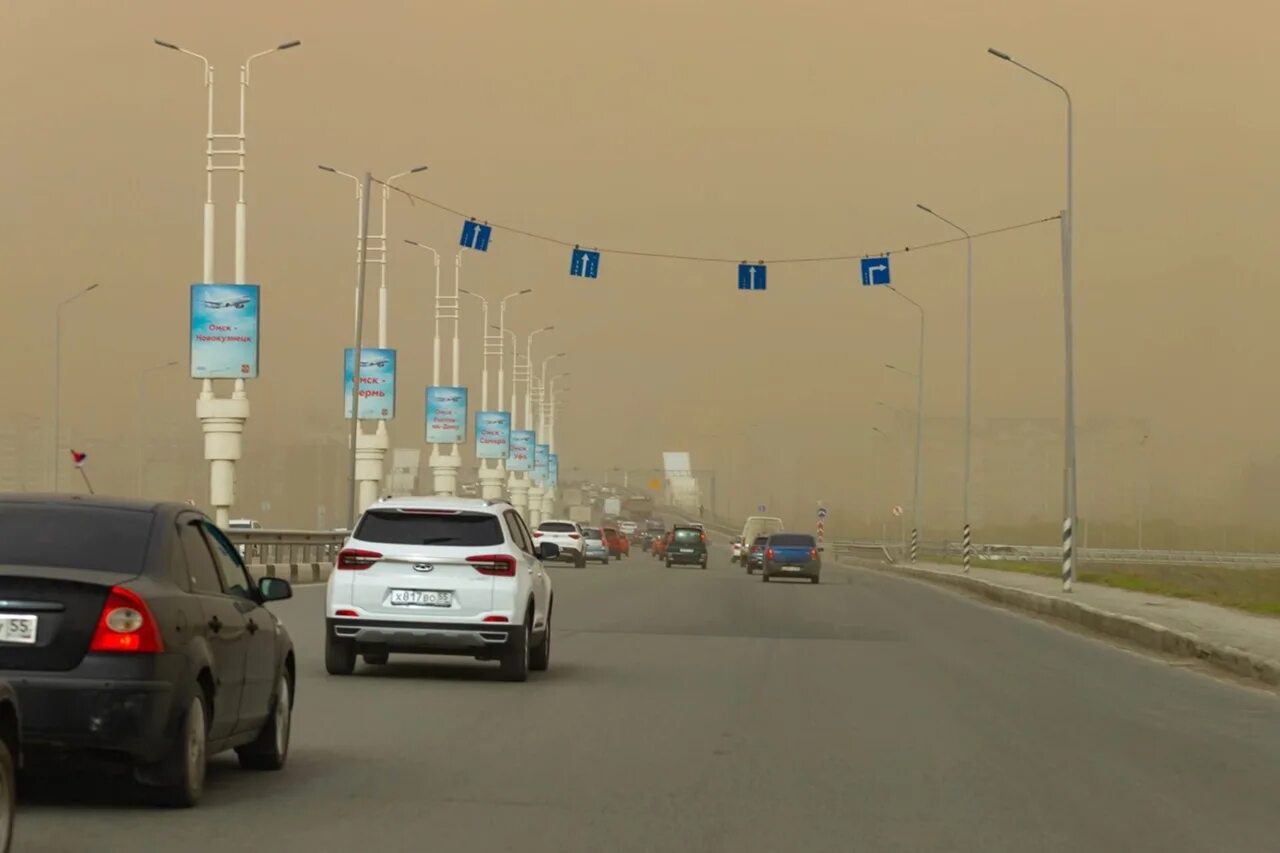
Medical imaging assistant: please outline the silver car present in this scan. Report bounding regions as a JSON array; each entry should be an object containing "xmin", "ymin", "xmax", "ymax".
[{"xmin": 581, "ymin": 526, "xmax": 610, "ymax": 565}]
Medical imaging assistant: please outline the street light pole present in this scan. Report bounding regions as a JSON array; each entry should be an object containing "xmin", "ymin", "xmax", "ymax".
[
  {"xmin": 156, "ymin": 36, "xmax": 299, "ymax": 527},
  {"xmin": 528, "ymin": 352, "xmax": 565, "ymax": 524},
  {"xmin": 917, "ymin": 203, "xmax": 974, "ymax": 573},
  {"xmin": 53, "ymin": 283, "xmax": 101, "ymax": 490},
  {"xmin": 346, "ymin": 171, "xmax": 374, "ymax": 529},
  {"xmin": 885, "ymin": 286, "xmax": 925, "ymax": 563},
  {"xmin": 989, "ymin": 47, "xmax": 1077, "ymax": 591},
  {"xmin": 136, "ymin": 359, "xmax": 178, "ymax": 496}
]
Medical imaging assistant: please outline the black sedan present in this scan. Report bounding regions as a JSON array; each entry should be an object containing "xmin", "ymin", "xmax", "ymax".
[{"xmin": 0, "ymin": 495, "xmax": 295, "ymax": 807}]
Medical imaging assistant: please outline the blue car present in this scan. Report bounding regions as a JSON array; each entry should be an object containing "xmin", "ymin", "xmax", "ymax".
[
  {"xmin": 761, "ymin": 533, "xmax": 822, "ymax": 584},
  {"xmin": 745, "ymin": 536, "xmax": 769, "ymax": 575}
]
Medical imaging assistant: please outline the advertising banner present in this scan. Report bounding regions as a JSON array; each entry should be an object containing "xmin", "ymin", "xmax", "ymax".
[
  {"xmin": 425, "ymin": 386, "xmax": 468, "ymax": 444},
  {"xmin": 533, "ymin": 443, "xmax": 550, "ymax": 485},
  {"xmin": 508, "ymin": 430, "xmax": 534, "ymax": 471},
  {"xmin": 475, "ymin": 411, "xmax": 512, "ymax": 459},
  {"xmin": 548, "ymin": 453, "xmax": 559, "ymax": 488},
  {"xmin": 343, "ymin": 348, "xmax": 396, "ymax": 420},
  {"xmin": 190, "ymin": 284, "xmax": 260, "ymax": 379}
]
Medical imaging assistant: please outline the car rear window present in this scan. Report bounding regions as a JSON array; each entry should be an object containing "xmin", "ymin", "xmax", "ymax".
[
  {"xmin": 355, "ymin": 510, "xmax": 504, "ymax": 546},
  {"xmin": 673, "ymin": 528, "xmax": 703, "ymax": 542},
  {"xmin": 770, "ymin": 534, "xmax": 816, "ymax": 547},
  {"xmin": 583, "ymin": 528, "xmax": 602, "ymax": 538},
  {"xmin": 539, "ymin": 522, "xmax": 576, "ymax": 532},
  {"xmin": 0, "ymin": 504, "xmax": 153, "ymax": 573}
]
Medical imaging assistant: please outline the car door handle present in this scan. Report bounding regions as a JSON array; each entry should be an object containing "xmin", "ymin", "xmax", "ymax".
[
  {"xmin": 246, "ymin": 619, "xmax": 259, "ymax": 634},
  {"xmin": 207, "ymin": 615, "xmax": 222, "ymax": 633}
]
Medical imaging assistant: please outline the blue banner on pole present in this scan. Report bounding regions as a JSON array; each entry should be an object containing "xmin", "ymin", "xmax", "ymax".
[
  {"xmin": 190, "ymin": 284, "xmax": 260, "ymax": 379},
  {"xmin": 344, "ymin": 348, "xmax": 396, "ymax": 420},
  {"xmin": 737, "ymin": 263, "xmax": 766, "ymax": 291},
  {"xmin": 570, "ymin": 247, "xmax": 600, "ymax": 279},
  {"xmin": 548, "ymin": 454, "xmax": 559, "ymax": 488},
  {"xmin": 508, "ymin": 430, "xmax": 535, "ymax": 472},
  {"xmin": 533, "ymin": 444, "xmax": 550, "ymax": 485},
  {"xmin": 475, "ymin": 411, "xmax": 512, "ymax": 459},
  {"xmin": 460, "ymin": 220, "xmax": 492, "ymax": 251},
  {"xmin": 425, "ymin": 386, "xmax": 468, "ymax": 443}
]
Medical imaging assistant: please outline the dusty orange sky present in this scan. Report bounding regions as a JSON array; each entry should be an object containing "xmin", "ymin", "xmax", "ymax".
[{"xmin": 1, "ymin": 0, "xmax": 1276, "ymax": 542}]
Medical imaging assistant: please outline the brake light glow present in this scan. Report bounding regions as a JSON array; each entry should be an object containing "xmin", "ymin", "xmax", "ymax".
[
  {"xmin": 89, "ymin": 586, "xmax": 164, "ymax": 654},
  {"xmin": 337, "ymin": 548, "xmax": 382, "ymax": 570},
  {"xmin": 483, "ymin": 615, "xmax": 510, "ymax": 623},
  {"xmin": 468, "ymin": 554, "xmax": 517, "ymax": 577},
  {"xmin": 811, "ymin": 548, "xmax": 818, "ymax": 560},
  {"xmin": 335, "ymin": 608, "xmax": 358, "ymax": 617},
  {"xmin": 532, "ymin": 531, "xmax": 543, "ymax": 538},
  {"xmin": 568, "ymin": 533, "xmax": 581, "ymax": 540},
  {"xmin": 766, "ymin": 548, "xmax": 774, "ymax": 560}
]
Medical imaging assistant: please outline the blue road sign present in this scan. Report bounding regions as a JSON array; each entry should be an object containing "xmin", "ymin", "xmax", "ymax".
[
  {"xmin": 460, "ymin": 220, "xmax": 493, "ymax": 251},
  {"xmin": 570, "ymin": 247, "xmax": 600, "ymax": 279},
  {"xmin": 738, "ymin": 263, "xmax": 767, "ymax": 291},
  {"xmin": 757, "ymin": 504, "xmax": 766, "ymax": 512},
  {"xmin": 861, "ymin": 256, "xmax": 890, "ymax": 286}
]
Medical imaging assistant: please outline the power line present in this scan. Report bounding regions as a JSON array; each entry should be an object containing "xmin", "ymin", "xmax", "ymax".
[{"xmin": 373, "ymin": 176, "xmax": 1061, "ymax": 265}]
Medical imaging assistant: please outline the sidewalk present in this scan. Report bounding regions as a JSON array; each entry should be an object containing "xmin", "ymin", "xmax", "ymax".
[{"xmin": 847, "ymin": 557, "xmax": 1280, "ymax": 688}]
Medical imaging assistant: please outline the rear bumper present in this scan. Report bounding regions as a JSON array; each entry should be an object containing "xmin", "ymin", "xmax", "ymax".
[
  {"xmin": 2, "ymin": 654, "xmax": 185, "ymax": 762},
  {"xmin": 763, "ymin": 562, "xmax": 820, "ymax": 577},
  {"xmin": 666, "ymin": 551, "xmax": 707, "ymax": 564},
  {"xmin": 328, "ymin": 617, "xmax": 518, "ymax": 655}
]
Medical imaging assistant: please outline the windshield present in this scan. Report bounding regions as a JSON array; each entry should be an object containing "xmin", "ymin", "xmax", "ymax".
[
  {"xmin": 0, "ymin": 504, "xmax": 153, "ymax": 573},
  {"xmin": 673, "ymin": 528, "xmax": 703, "ymax": 542},
  {"xmin": 355, "ymin": 510, "xmax": 503, "ymax": 546}
]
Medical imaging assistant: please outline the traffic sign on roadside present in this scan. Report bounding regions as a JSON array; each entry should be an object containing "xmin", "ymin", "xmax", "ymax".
[
  {"xmin": 738, "ymin": 262, "xmax": 767, "ymax": 291},
  {"xmin": 817, "ymin": 507, "xmax": 828, "ymax": 520},
  {"xmin": 892, "ymin": 505, "xmax": 904, "ymax": 517},
  {"xmin": 861, "ymin": 256, "xmax": 890, "ymax": 286},
  {"xmin": 460, "ymin": 219, "xmax": 492, "ymax": 251},
  {"xmin": 757, "ymin": 504, "xmax": 766, "ymax": 512},
  {"xmin": 570, "ymin": 246, "xmax": 600, "ymax": 279}
]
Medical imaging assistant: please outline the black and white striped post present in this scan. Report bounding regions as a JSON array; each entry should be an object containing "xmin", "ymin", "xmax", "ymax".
[
  {"xmin": 910, "ymin": 528, "xmax": 919, "ymax": 564},
  {"xmin": 1061, "ymin": 516, "xmax": 1074, "ymax": 591},
  {"xmin": 962, "ymin": 523, "xmax": 972, "ymax": 573}
]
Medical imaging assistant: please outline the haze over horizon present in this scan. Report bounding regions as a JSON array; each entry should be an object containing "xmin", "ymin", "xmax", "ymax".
[{"xmin": 2, "ymin": 0, "xmax": 1277, "ymax": 542}]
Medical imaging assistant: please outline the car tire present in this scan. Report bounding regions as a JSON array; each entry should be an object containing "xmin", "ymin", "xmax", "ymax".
[
  {"xmin": 500, "ymin": 614, "xmax": 531, "ymax": 682},
  {"xmin": 362, "ymin": 652, "xmax": 389, "ymax": 665},
  {"xmin": 810, "ymin": 575, "xmax": 820, "ymax": 585},
  {"xmin": 0, "ymin": 727, "xmax": 14, "ymax": 852},
  {"xmin": 153, "ymin": 691, "xmax": 208, "ymax": 808},
  {"xmin": 665, "ymin": 559, "xmax": 672, "ymax": 568},
  {"xmin": 762, "ymin": 571, "xmax": 770, "ymax": 583},
  {"xmin": 603, "ymin": 556, "xmax": 610, "ymax": 565},
  {"xmin": 701, "ymin": 559, "xmax": 708, "ymax": 569},
  {"xmin": 237, "ymin": 672, "xmax": 292, "ymax": 771},
  {"xmin": 530, "ymin": 607, "xmax": 552, "ymax": 672},
  {"xmin": 325, "ymin": 634, "xmax": 356, "ymax": 676},
  {"xmin": 575, "ymin": 552, "xmax": 587, "ymax": 569}
]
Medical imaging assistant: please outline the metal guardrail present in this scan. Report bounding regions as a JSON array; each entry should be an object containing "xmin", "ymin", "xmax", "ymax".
[
  {"xmin": 828, "ymin": 539, "xmax": 1280, "ymax": 569},
  {"xmin": 224, "ymin": 529, "xmax": 349, "ymax": 582}
]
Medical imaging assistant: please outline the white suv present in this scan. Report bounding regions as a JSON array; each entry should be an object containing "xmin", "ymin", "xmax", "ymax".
[
  {"xmin": 325, "ymin": 496, "xmax": 558, "ymax": 681},
  {"xmin": 534, "ymin": 520, "xmax": 587, "ymax": 568}
]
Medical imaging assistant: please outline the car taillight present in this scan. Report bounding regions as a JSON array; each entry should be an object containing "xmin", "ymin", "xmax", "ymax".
[
  {"xmin": 532, "ymin": 531, "xmax": 543, "ymax": 538},
  {"xmin": 766, "ymin": 548, "xmax": 774, "ymax": 560},
  {"xmin": 810, "ymin": 548, "xmax": 818, "ymax": 559},
  {"xmin": 468, "ymin": 554, "xmax": 517, "ymax": 576},
  {"xmin": 335, "ymin": 608, "xmax": 358, "ymax": 617},
  {"xmin": 568, "ymin": 533, "xmax": 581, "ymax": 540},
  {"xmin": 700, "ymin": 533, "xmax": 706, "ymax": 543},
  {"xmin": 90, "ymin": 586, "xmax": 164, "ymax": 654},
  {"xmin": 483, "ymin": 615, "xmax": 509, "ymax": 623},
  {"xmin": 337, "ymin": 548, "xmax": 382, "ymax": 570}
]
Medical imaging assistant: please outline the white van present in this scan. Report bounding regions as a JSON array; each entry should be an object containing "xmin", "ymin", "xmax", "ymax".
[{"xmin": 738, "ymin": 516, "xmax": 784, "ymax": 563}]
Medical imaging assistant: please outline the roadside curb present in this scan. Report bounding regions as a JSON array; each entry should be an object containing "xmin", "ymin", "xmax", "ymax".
[{"xmin": 843, "ymin": 558, "xmax": 1280, "ymax": 689}]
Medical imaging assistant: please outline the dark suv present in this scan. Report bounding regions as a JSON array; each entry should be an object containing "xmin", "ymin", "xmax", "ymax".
[{"xmin": 665, "ymin": 525, "xmax": 708, "ymax": 569}]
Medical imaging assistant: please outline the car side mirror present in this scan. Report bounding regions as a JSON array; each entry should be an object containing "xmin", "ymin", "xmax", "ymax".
[
  {"xmin": 258, "ymin": 577, "xmax": 293, "ymax": 602},
  {"xmin": 818, "ymin": 547, "xmax": 825, "ymax": 552},
  {"xmin": 538, "ymin": 542, "xmax": 561, "ymax": 561}
]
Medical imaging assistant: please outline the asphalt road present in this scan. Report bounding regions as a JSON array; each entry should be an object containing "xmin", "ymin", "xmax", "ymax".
[{"xmin": 17, "ymin": 544, "xmax": 1280, "ymax": 852}]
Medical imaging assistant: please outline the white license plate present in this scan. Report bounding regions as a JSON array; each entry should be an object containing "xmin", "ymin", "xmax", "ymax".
[
  {"xmin": 389, "ymin": 589, "xmax": 453, "ymax": 607},
  {"xmin": 680, "ymin": 548, "xmax": 694, "ymax": 553},
  {"xmin": 0, "ymin": 614, "xmax": 38, "ymax": 644}
]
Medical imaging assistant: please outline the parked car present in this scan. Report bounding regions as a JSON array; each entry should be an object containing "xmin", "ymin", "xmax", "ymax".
[
  {"xmin": 0, "ymin": 679, "xmax": 18, "ymax": 851},
  {"xmin": 665, "ymin": 525, "xmax": 708, "ymax": 569},
  {"xmin": 745, "ymin": 535, "xmax": 769, "ymax": 574},
  {"xmin": 581, "ymin": 527, "xmax": 610, "ymax": 565},
  {"xmin": 603, "ymin": 527, "xmax": 630, "ymax": 559},
  {"xmin": 730, "ymin": 535, "xmax": 744, "ymax": 561},
  {"xmin": 533, "ymin": 520, "xmax": 588, "ymax": 568},
  {"xmin": 739, "ymin": 516, "xmax": 784, "ymax": 565},
  {"xmin": 0, "ymin": 494, "xmax": 296, "ymax": 807},
  {"xmin": 325, "ymin": 496, "xmax": 558, "ymax": 681},
  {"xmin": 761, "ymin": 533, "xmax": 822, "ymax": 584}
]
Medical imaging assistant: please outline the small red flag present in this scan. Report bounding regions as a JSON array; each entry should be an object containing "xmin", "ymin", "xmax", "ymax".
[{"xmin": 71, "ymin": 450, "xmax": 87, "ymax": 468}]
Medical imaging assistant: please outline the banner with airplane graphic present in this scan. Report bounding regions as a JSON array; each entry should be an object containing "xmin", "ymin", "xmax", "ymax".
[
  {"xmin": 190, "ymin": 284, "xmax": 260, "ymax": 379},
  {"xmin": 344, "ymin": 347, "xmax": 397, "ymax": 420}
]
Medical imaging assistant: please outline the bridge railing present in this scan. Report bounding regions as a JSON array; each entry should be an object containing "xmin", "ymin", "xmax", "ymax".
[
  {"xmin": 827, "ymin": 539, "xmax": 1280, "ymax": 570},
  {"xmin": 224, "ymin": 528, "xmax": 349, "ymax": 583}
]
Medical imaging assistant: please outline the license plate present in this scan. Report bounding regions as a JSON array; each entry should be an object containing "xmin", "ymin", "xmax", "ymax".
[
  {"xmin": 680, "ymin": 548, "xmax": 694, "ymax": 553},
  {"xmin": 389, "ymin": 589, "xmax": 452, "ymax": 607},
  {"xmin": 782, "ymin": 566, "xmax": 802, "ymax": 572},
  {"xmin": 0, "ymin": 615, "xmax": 37, "ymax": 644}
]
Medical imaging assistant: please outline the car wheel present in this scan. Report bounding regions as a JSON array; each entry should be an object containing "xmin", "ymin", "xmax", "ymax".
[
  {"xmin": 665, "ymin": 559, "xmax": 672, "ymax": 568},
  {"xmin": 530, "ymin": 608, "xmax": 552, "ymax": 672},
  {"xmin": 325, "ymin": 634, "xmax": 356, "ymax": 675},
  {"xmin": 603, "ymin": 557, "xmax": 610, "ymax": 565},
  {"xmin": 153, "ymin": 691, "xmax": 208, "ymax": 808},
  {"xmin": 701, "ymin": 559, "xmax": 708, "ymax": 569},
  {"xmin": 500, "ymin": 614, "xmax": 531, "ymax": 682},
  {"xmin": 0, "ymin": 727, "xmax": 14, "ymax": 852},
  {"xmin": 810, "ymin": 575, "xmax": 820, "ymax": 585},
  {"xmin": 237, "ymin": 672, "xmax": 292, "ymax": 771},
  {"xmin": 762, "ymin": 571, "xmax": 770, "ymax": 583},
  {"xmin": 575, "ymin": 552, "xmax": 587, "ymax": 569},
  {"xmin": 362, "ymin": 652, "xmax": 389, "ymax": 665}
]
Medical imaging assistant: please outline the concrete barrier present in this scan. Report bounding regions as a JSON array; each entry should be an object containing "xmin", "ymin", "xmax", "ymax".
[{"xmin": 844, "ymin": 558, "xmax": 1280, "ymax": 688}]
